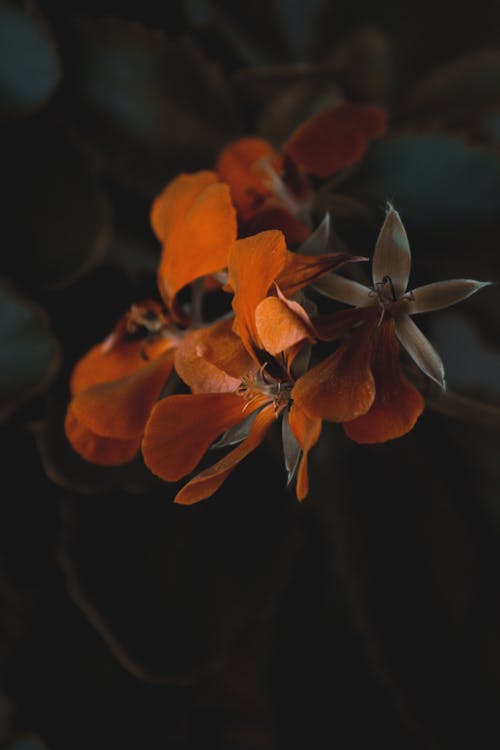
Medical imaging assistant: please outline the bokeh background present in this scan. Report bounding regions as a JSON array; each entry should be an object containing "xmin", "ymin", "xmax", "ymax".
[{"xmin": 1, "ymin": 1, "xmax": 500, "ymax": 748}]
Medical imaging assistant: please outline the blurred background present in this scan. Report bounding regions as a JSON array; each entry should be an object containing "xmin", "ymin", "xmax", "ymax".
[{"xmin": 1, "ymin": 0, "xmax": 500, "ymax": 747}]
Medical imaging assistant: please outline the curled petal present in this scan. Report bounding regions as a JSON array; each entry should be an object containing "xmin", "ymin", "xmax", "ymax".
[
  {"xmin": 277, "ymin": 251, "xmax": 360, "ymax": 297},
  {"xmin": 70, "ymin": 351, "xmax": 175, "ymax": 439},
  {"xmin": 372, "ymin": 205, "xmax": 411, "ymax": 296},
  {"xmin": 283, "ymin": 102, "xmax": 387, "ymax": 178},
  {"xmin": 174, "ymin": 318, "xmax": 252, "ymax": 393},
  {"xmin": 396, "ymin": 314, "xmax": 446, "ymax": 388},
  {"xmin": 288, "ymin": 403, "xmax": 322, "ymax": 501},
  {"xmin": 229, "ymin": 230, "xmax": 288, "ymax": 356},
  {"xmin": 157, "ymin": 181, "xmax": 237, "ymax": 318},
  {"xmin": 292, "ymin": 319, "xmax": 377, "ymax": 422},
  {"xmin": 405, "ymin": 279, "xmax": 493, "ymax": 315},
  {"xmin": 296, "ymin": 213, "xmax": 330, "ymax": 256},
  {"xmin": 255, "ymin": 293, "xmax": 315, "ymax": 356},
  {"xmin": 215, "ymin": 137, "xmax": 279, "ymax": 220},
  {"xmin": 344, "ymin": 319, "xmax": 424, "ymax": 443},
  {"xmin": 70, "ymin": 340, "xmax": 148, "ymax": 396},
  {"xmin": 174, "ymin": 404, "xmax": 277, "ymax": 505},
  {"xmin": 65, "ymin": 405, "xmax": 141, "ymax": 465},
  {"xmin": 150, "ymin": 171, "xmax": 217, "ymax": 243},
  {"xmin": 142, "ymin": 392, "xmax": 253, "ymax": 482},
  {"xmin": 312, "ymin": 274, "xmax": 371, "ymax": 308}
]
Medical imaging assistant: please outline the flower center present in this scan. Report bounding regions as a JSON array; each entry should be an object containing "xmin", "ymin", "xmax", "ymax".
[
  {"xmin": 369, "ymin": 276, "xmax": 414, "ymax": 319},
  {"xmin": 238, "ymin": 364, "xmax": 292, "ymax": 415}
]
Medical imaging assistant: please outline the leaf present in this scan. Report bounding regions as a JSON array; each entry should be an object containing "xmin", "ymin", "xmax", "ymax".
[
  {"xmin": 69, "ymin": 17, "xmax": 241, "ymax": 194},
  {"xmin": 358, "ymin": 134, "xmax": 500, "ymax": 258},
  {"xmin": 0, "ymin": 280, "xmax": 60, "ymax": 424},
  {"xmin": 0, "ymin": 0, "xmax": 61, "ymax": 116},
  {"xmin": 1, "ymin": 120, "xmax": 111, "ymax": 289},
  {"xmin": 402, "ymin": 51, "xmax": 500, "ymax": 123}
]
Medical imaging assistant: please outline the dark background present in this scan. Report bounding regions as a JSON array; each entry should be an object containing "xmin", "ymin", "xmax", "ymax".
[{"xmin": 1, "ymin": 1, "xmax": 500, "ymax": 748}]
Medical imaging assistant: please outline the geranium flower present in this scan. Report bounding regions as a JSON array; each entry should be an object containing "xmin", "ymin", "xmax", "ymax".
[
  {"xmin": 66, "ymin": 171, "xmax": 242, "ymax": 466},
  {"xmin": 65, "ymin": 301, "xmax": 180, "ymax": 465},
  {"xmin": 292, "ymin": 205, "xmax": 491, "ymax": 443},
  {"xmin": 142, "ymin": 229, "xmax": 357, "ymax": 504},
  {"xmin": 216, "ymin": 100, "xmax": 387, "ymax": 243}
]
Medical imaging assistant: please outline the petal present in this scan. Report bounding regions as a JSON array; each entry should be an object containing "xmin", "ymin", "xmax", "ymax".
[
  {"xmin": 70, "ymin": 351, "xmax": 175, "ymax": 439},
  {"xmin": 65, "ymin": 405, "xmax": 141, "ymax": 465},
  {"xmin": 157, "ymin": 181, "xmax": 237, "ymax": 317},
  {"xmin": 344, "ymin": 319, "xmax": 424, "ymax": 443},
  {"xmin": 395, "ymin": 314, "xmax": 446, "ymax": 388},
  {"xmin": 228, "ymin": 230, "xmax": 288, "ymax": 356},
  {"xmin": 215, "ymin": 137, "xmax": 278, "ymax": 220},
  {"xmin": 255, "ymin": 294, "xmax": 314, "ymax": 356},
  {"xmin": 283, "ymin": 102, "xmax": 387, "ymax": 178},
  {"xmin": 277, "ymin": 251, "xmax": 360, "ymax": 297},
  {"xmin": 142, "ymin": 392, "xmax": 254, "ymax": 482},
  {"xmin": 150, "ymin": 171, "xmax": 218, "ymax": 242},
  {"xmin": 312, "ymin": 274, "xmax": 371, "ymax": 307},
  {"xmin": 292, "ymin": 319, "xmax": 377, "ymax": 422},
  {"xmin": 405, "ymin": 279, "xmax": 493, "ymax": 315},
  {"xmin": 173, "ymin": 404, "xmax": 276, "ymax": 505},
  {"xmin": 174, "ymin": 318, "xmax": 252, "ymax": 393},
  {"xmin": 296, "ymin": 212, "xmax": 330, "ymax": 256},
  {"xmin": 70, "ymin": 339, "xmax": 147, "ymax": 396},
  {"xmin": 288, "ymin": 403, "xmax": 322, "ymax": 501},
  {"xmin": 314, "ymin": 307, "xmax": 377, "ymax": 341},
  {"xmin": 372, "ymin": 205, "xmax": 411, "ymax": 295}
]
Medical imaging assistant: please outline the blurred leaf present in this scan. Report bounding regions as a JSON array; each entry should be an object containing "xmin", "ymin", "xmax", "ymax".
[
  {"xmin": 274, "ymin": 0, "xmax": 326, "ymax": 60},
  {"xmin": 401, "ymin": 51, "xmax": 500, "ymax": 124},
  {"xmin": 0, "ymin": 0, "xmax": 61, "ymax": 116},
  {"xmin": 357, "ymin": 134, "xmax": 500, "ymax": 259},
  {"xmin": 57, "ymin": 449, "xmax": 300, "ymax": 683},
  {"xmin": 70, "ymin": 17, "xmax": 241, "ymax": 194},
  {"xmin": 1, "ymin": 120, "xmax": 111, "ymax": 289},
  {"xmin": 0, "ymin": 280, "xmax": 60, "ymax": 424}
]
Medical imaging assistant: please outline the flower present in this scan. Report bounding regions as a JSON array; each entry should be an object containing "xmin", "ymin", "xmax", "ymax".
[
  {"xmin": 141, "ymin": 228, "xmax": 357, "ymax": 504},
  {"xmin": 65, "ymin": 301, "xmax": 180, "ymax": 465},
  {"xmin": 215, "ymin": 100, "xmax": 387, "ymax": 243},
  {"xmin": 292, "ymin": 205, "xmax": 491, "ymax": 443},
  {"xmin": 66, "ymin": 171, "xmax": 241, "ymax": 465}
]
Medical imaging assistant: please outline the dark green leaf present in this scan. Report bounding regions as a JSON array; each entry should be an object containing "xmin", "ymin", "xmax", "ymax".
[
  {"xmin": 0, "ymin": 0, "xmax": 61, "ymax": 115},
  {"xmin": 1, "ymin": 120, "xmax": 111, "ymax": 289},
  {"xmin": 0, "ymin": 280, "xmax": 60, "ymax": 423},
  {"xmin": 70, "ymin": 17, "xmax": 241, "ymax": 194}
]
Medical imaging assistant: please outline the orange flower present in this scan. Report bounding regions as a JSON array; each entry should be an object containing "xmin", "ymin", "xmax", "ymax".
[
  {"xmin": 150, "ymin": 171, "xmax": 237, "ymax": 323},
  {"xmin": 140, "ymin": 229, "xmax": 355, "ymax": 504},
  {"xmin": 216, "ymin": 100, "xmax": 387, "ymax": 243},
  {"xmin": 293, "ymin": 206, "xmax": 491, "ymax": 443},
  {"xmin": 65, "ymin": 301, "xmax": 180, "ymax": 465}
]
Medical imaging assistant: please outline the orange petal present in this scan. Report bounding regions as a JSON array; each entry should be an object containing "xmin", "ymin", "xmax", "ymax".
[
  {"xmin": 243, "ymin": 202, "xmax": 310, "ymax": 246},
  {"xmin": 255, "ymin": 295, "xmax": 314, "ymax": 356},
  {"xmin": 174, "ymin": 404, "xmax": 276, "ymax": 505},
  {"xmin": 71, "ymin": 351, "xmax": 175, "ymax": 439},
  {"xmin": 292, "ymin": 319, "xmax": 377, "ymax": 422},
  {"xmin": 277, "ymin": 251, "xmax": 357, "ymax": 297},
  {"xmin": 314, "ymin": 307, "xmax": 377, "ymax": 341},
  {"xmin": 284, "ymin": 102, "xmax": 387, "ymax": 178},
  {"xmin": 228, "ymin": 230, "xmax": 288, "ymax": 356},
  {"xmin": 142, "ymin": 392, "xmax": 253, "ymax": 481},
  {"xmin": 150, "ymin": 171, "xmax": 218, "ymax": 243},
  {"xmin": 65, "ymin": 405, "xmax": 141, "ymax": 465},
  {"xmin": 343, "ymin": 319, "xmax": 424, "ymax": 443},
  {"xmin": 70, "ymin": 340, "xmax": 148, "ymax": 396},
  {"xmin": 288, "ymin": 403, "xmax": 322, "ymax": 501},
  {"xmin": 215, "ymin": 137, "xmax": 279, "ymax": 220},
  {"xmin": 156, "ymin": 179, "xmax": 237, "ymax": 318},
  {"xmin": 175, "ymin": 318, "xmax": 253, "ymax": 393}
]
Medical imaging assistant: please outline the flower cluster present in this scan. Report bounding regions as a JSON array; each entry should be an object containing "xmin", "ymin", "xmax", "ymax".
[{"xmin": 65, "ymin": 101, "xmax": 490, "ymax": 504}]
